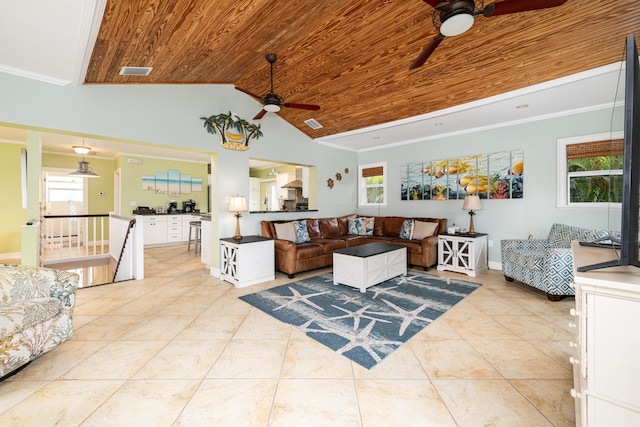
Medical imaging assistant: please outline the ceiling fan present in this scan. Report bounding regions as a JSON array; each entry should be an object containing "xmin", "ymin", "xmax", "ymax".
[
  {"xmin": 409, "ymin": 0, "xmax": 568, "ymax": 70},
  {"xmin": 235, "ymin": 53, "xmax": 320, "ymax": 120}
]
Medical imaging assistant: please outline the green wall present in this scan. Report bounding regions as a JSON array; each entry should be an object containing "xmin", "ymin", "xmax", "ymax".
[
  {"xmin": 0, "ymin": 142, "xmax": 27, "ymax": 254},
  {"xmin": 119, "ymin": 155, "xmax": 208, "ymax": 215}
]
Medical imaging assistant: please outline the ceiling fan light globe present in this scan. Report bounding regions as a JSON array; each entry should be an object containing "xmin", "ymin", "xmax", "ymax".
[
  {"xmin": 263, "ymin": 104, "xmax": 280, "ymax": 112},
  {"xmin": 440, "ymin": 12, "xmax": 474, "ymax": 37}
]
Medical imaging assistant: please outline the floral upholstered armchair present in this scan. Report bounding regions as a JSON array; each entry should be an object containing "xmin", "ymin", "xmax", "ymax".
[
  {"xmin": 0, "ymin": 264, "xmax": 79, "ymax": 378},
  {"xmin": 500, "ymin": 223, "xmax": 611, "ymax": 300}
]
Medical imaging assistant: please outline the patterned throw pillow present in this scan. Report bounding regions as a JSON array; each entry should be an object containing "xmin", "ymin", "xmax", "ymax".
[
  {"xmin": 348, "ymin": 217, "xmax": 372, "ymax": 236},
  {"xmin": 293, "ymin": 220, "xmax": 311, "ymax": 243},
  {"xmin": 412, "ymin": 220, "xmax": 439, "ymax": 240},
  {"xmin": 362, "ymin": 217, "xmax": 374, "ymax": 236},
  {"xmin": 399, "ymin": 219, "xmax": 414, "ymax": 240}
]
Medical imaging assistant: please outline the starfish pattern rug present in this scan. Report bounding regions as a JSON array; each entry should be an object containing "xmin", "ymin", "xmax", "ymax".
[{"xmin": 239, "ymin": 271, "xmax": 481, "ymax": 369}]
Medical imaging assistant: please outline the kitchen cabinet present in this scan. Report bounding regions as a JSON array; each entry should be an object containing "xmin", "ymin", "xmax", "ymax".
[
  {"xmin": 276, "ymin": 173, "xmax": 296, "ymax": 200},
  {"xmin": 139, "ymin": 214, "xmax": 201, "ymax": 247},
  {"xmin": 570, "ymin": 242, "xmax": 640, "ymax": 427},
  {"xmin": 142, "ymin": 215, "xmax": 167, "ymax": 245},
  {"xmin": 249, "ymin": 177, "xmax": 261, "ymax": 211},
  {"xmin": 437, "ymin": 233, "xmax": 487, "ymax": 277}
]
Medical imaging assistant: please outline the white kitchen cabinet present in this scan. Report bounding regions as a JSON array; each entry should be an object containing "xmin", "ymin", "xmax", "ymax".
[
  {"xmin": 166, "ymin": 215, "xmax": 182, "ymax": 243},
  {"xmin": 437, "ymin": 233, "xmax": 487, "ymax": 277},
  {"xmin": 140, "ymin": 214, "xmax": 202, "ymax": 247},
  {"xmin": 249, "ymin": 177, "xmax": 261, "ymax": 211},
  {"xmin": 141, "ymin": 215, "xmax": 167, "ymax": 245},
  {"xmin": 276, "ymin": 172, "xmax": 295, "ymax": 200},
  {"xmin": 220, "ymin": 236, "xmax": 274, "ymax": 287},
  {"xmin": 570, "ymin": 242, "xmax": 640, "ymax": 427}
]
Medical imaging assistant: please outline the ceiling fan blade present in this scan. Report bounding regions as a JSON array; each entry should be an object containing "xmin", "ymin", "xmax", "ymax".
[
  {"xmin": 235, "ymin": 86, "xmax": 262, "ymax": 100},
  {"xmin": 283, "ymin": 103, "xmax": 320, "ymax": 111},
  {"xmin": 253, "ymin": 109, "xmax": 267, "ymax": 120},
  {"xmin": 422, "ymin": 0, "xmax": 444, "ymax": 7},
  {"xmin": 483, "ymin": 0, "xmax": 567, "ymax": 17},
  {"xmin": 409, "ymin": 33, "xmax": 445, "ymax": 70}
]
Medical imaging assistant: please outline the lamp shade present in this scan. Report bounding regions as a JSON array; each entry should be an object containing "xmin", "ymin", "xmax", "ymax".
[
  {"xmin": 228, "ymin": 195, "xmax": 248, "ymax": 212},
  {"xmin": 462, "ymin": 194, "xmax": 482, "ymax": 211}
]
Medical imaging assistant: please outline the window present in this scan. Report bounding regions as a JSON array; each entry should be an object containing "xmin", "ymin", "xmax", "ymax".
[
  {"xmin": 43, "ymin": 171, "xmax": 87, "ymax": 215},
  {"xmin": 557, "ymin": 132, "xmax": 624, "ymax": 208},
  {"xmin": 358, "ymin": 162, "xmax": 386, "ymax": 206}
]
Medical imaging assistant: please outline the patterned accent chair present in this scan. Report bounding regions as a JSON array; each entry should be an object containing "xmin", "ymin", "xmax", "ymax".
[
  {"xmin": 0, "ymin": 264, "xmax": 79, "ymax": 378},
  {"xmin": 501, "ymin": 223, "xmax": 611, "ymax": 300}
]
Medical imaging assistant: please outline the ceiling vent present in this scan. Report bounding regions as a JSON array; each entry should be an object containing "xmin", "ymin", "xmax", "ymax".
[
  {"xmin": 119, "ymin": 66, "xmax": 153, "ymax": 76},
  {"xmin": 304, "ymin": 118, "xmax": 323, "ymax": 130}
]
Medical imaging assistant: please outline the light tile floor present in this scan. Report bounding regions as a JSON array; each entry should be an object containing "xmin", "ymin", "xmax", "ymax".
[{"xmin": 0, "ymin": 245, "xmax": 577, "ymax": 426}]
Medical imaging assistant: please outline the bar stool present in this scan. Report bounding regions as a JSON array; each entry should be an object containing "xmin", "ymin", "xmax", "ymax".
[{"xmin": 187, "ymin": 221, "xmax": 201, "ymax": 254}]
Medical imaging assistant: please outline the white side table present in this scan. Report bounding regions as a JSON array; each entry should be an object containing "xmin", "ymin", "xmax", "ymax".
[
  {"xmin": 220, "ymin": 236, "xmax": 274, "ymax": 287},
  {"xmin": 437, "ymin": 232, "xmax": 488, "ymax": 277}
]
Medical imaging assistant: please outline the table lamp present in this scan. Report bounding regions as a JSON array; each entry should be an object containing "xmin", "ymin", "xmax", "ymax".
[
  {"xmin": 462, "ymin": 194, "xmax": 482, "ymax": 234},
  {"xmin": 229, "ymin": 195, "xmax": 248, "ymax": 240}
]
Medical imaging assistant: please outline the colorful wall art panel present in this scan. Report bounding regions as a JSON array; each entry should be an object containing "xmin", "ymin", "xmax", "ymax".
[
  {"xmin": 401, "ymin": 150, "xmax": 524, "ymax": 200},
  {"xmin": 142, "ymin": 169, "xmax": 203, "ymax": 194}
]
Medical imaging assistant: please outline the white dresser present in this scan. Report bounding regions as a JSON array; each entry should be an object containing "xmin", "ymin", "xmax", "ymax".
[
  {"xmin": 437, "ymin": 233, "xmax": 488, "ymax": 277},
  {"xmin": 570, "ymin": 242, "xmax": 640, "ymax": 426}
]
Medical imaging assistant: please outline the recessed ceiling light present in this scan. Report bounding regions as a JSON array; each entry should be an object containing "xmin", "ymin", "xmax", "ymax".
[
  {"xmin": 434, "ymin": 122, "xmax": 444, "ymax": 126},
  {"xmin": 373, "ymin": 136, "xmax": 381, "ymax": 140},
  {"xmin": 516, "ymin": 104, "xmax": 529, "ymax": 109}
]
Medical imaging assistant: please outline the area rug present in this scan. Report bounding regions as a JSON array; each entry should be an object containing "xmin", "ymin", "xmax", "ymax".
[{"xmin": 239, "ymin": 271, "xmax": 481, "ymax": 369}]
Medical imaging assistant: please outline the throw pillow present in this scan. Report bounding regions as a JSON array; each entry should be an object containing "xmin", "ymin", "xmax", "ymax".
[
  {"xmin": 347, "ymin": 218, "xmax": 359, "ymax": 235},
  {"xmin": 399, "ymin": 219, "xmax": 414, "ymax": 240},
  {"xmin": 363, "ymin": 217, "xmax": 374, "ymax": 236},
  {"xmin": 413, "ymin": 220, "xmax": 439, "ymax": 240},
  {"xmin": 293, "ymin": 220, "xmax": 311, "ymax": 243},
  {"xmin": 347, "ymin": 217, "xmax": 373, "ymax": 235},
  {"xmin": 274, "ymin": 222, "xmax": 296, "ymax": 243}
]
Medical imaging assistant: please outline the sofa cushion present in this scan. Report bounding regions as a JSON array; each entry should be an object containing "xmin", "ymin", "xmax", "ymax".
[
  {"xmin": 294, "ymin": 243, "xmax": 325, "ymax": 260},
  {"xmin": 382, "ymin": 217, "xmax": 406, "ymax": 237},
  {"xmin": 293, "ymin": 220, "xmax": 311, "ymax": 243},
  {"xmin": 306, "ymin": 219, "xmax": 321, "ymax": 239},
  {"xmin": 399, "ymin": 220, "xmax": 414, "ymax": 240},
  {"xmin": 274, "ymin": 222, "xmax": 296, "ymax": 242},
  {"xmin": 413, "ymin": 220, "xmax": 439, "ymax": 240},
  {"xmin": 312, "ymin": 239, "xmax": 347, "ymax": 253},
  {"xmin": 319, "ymin": 218, "xmax": 340, "ymax": 238}
]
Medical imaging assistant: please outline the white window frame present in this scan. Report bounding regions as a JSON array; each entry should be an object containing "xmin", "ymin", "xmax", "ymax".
[
  {"xmin": 556, "ymin": 131, "xmax": 624, "ymax": 209},
  {"xmin": 358, "ymin": 161, "xmax": 387, "ymax": 207}
]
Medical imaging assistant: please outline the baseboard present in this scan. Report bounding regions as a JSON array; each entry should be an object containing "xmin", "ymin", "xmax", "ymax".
[
  {"xmin": 209, "ymin": 267, "xmax": 220, "ymax": 278},
  {"xmin": 488, "ymin": 260, "xmax": 503, "ymax": 271}
]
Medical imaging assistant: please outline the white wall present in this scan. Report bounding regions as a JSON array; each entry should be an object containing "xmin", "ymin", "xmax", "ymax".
[
  {"xmin": 1, "ymin": 72, "xmax": 357, "ymax": 265},
  {"xmin": 357, "ymin": 107, "xmax": 624, "ymax": 265}
]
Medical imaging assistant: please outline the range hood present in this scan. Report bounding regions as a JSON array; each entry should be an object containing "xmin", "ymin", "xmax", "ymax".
[{"xmin": 282, "ymin": 179, "xmax": 303, "ymax": 188}]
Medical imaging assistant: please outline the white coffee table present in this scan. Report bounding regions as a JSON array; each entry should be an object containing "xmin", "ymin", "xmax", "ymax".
[{"xmin": 333, "ymin": 242, "xmax": 407, "ymax": 293}]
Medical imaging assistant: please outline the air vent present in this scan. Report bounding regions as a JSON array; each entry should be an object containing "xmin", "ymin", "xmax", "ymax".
[
  {"xmin": 119, "ymin": 66, "xmax": 153, "ymax": 76},
  {"xmin": 304, "ymin": 118, "xmax": 323, "ymax": 130}
]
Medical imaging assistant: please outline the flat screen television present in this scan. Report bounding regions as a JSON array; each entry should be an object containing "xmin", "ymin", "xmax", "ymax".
[{"xmin": 578, "ymin": 34, "xmax": 640, "ymax": 272}]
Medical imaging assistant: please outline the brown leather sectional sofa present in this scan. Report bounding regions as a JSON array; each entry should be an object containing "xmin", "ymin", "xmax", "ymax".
[{"xmin": 261, "ymin": 214, "xmax": 447, "ymax": 278}]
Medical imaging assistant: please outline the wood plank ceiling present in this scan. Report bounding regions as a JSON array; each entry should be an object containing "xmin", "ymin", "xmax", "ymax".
[{"xmin": 86, "ymin": 0, "xmax": 640, "ymax": 139}]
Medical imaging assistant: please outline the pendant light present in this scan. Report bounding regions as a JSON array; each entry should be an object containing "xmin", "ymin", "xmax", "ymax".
[{"xmin": 68, "ymin": 139, "xmax": 99, "ymax": 178}]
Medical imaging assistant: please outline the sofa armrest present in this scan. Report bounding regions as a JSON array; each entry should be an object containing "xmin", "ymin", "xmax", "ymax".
[
  {"xmin": 0, "ymin": 264, "xmax": 78, "ymax": 308},
  {"xmin": 273, "ymin": 238, "xmax": 296, "ymax": 251}
]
